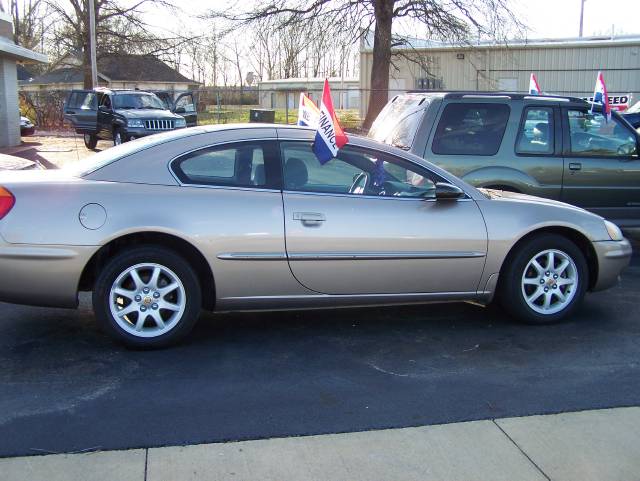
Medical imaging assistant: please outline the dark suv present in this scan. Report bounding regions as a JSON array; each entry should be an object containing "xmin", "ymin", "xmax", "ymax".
[
  {"xmin": 369, "ymin": 92, "xmax": 640, "ymax": 228},
  {"xmin": 64, "ymin": 89, "xmax": 187, "ymax": 149}
]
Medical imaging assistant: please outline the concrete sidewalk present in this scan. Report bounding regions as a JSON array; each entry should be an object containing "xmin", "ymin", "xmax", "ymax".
[{"xmin": 1, "ymin": 406, "xmax": 639, "ymax": 481}]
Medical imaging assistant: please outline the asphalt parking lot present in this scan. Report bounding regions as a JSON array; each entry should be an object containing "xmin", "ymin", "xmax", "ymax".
[{"xmin": 0, "ymin": 244, "xmax": 638, "ymax": 458}]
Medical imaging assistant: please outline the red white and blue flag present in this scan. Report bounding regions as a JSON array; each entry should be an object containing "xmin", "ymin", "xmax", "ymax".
[
  {"xmin": 529, "ymin": 73, "xmax": 541, "ymax": 95},
  {"xmin": 297, "ymin": 93, "xmax": 320, "ymax": 128},
  {"xmin": 591, "ymin": 71, "xmax": 611, "ymax": 121},
  {"xmin": 313, "ymin": 79, "xmax": 348, "ymax": 164}
]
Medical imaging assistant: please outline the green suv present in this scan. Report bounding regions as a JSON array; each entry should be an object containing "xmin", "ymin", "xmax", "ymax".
[{"xmin": 369, "ymin": 92, "xmax": 640, "ymax": 228}]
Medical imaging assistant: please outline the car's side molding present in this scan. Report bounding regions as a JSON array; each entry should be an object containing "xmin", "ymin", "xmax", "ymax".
[
  {"xmin": 217, "ymin": 252, "xmax": 287, "ymax": 260},
  {"xmin": 217, "ymin": 251, "xmax": 486, "ymax": 261},
  {"xmin": 286, "ymin": 251, "xmax": 486, "ymax": 260}
]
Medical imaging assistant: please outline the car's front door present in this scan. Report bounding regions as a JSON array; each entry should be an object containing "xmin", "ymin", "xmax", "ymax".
[
  {"xmin": 64, "ymin": 90, "xmax": 98, "ymax": 133},
  {"xmin": 97, "ymin": 93, "xmax": 113, "ymax": 138},
  {"xmin": 561, "ymin": 107, "xmax": 640, "ymax": 226},
  {"xmin": 174, "ymin": 92, "xmax": 197, "ymax": 127},
  {"xmin": 280, "ymin": 141, "xmax": 488, "ymax": 295}
]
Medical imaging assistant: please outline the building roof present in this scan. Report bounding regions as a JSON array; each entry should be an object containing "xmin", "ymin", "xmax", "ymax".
[
  {"xmin": 97, "ymin": 54, "xmax": 194, "ymax": 83},
  {"xmin": 257, "ymin": 77, "xmax": 359, "ymax": 90},
  {"xmin": 0, "ymin": 37, "xmax": 48, "ymax": 63},
  {"xmin": 17, "ymin": 64, "xmax": 35, "ymax": 81},
  {"xmin": 361, "ymin": 32, "xmax": 640, "ymax": 52},
  {"xmin": 26, "ymin": 54, "xmax": 195, "ymax": 86},
  {"xmin": 24, "ymin": 67, "xmax": 109, "ymax": 85}
]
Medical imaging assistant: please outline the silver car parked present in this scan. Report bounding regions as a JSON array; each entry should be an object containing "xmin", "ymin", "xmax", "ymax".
[{"xmin": 0, "ymin": 125, "xmax": 632, "ymax": 348}]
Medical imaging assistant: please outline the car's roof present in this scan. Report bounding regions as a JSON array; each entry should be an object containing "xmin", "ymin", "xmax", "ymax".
[
  {"xmin": 404, "ymin": 90, "xmax": 590, "ymax": 105},
  {"xmin": 94, "ymin": 87, "xmax": 155, "ymax": 95}
]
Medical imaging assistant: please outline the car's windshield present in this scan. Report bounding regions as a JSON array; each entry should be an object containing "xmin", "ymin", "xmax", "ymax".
[
  {"xmin": 113, "ymin": 93, "xmax": 165, "ymax": 110},
  {"xmin": 367, "ymin": 95, "xmax": 431, "ymax": 149},
  {"xmin": 627, "ymin": 101, "xmax": 640, "ymax": 114}
]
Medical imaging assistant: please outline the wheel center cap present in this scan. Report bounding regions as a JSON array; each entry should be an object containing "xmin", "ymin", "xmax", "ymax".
[{"xmin": 143, "ymin": 296, "xmax": 152, "ymax": 305}]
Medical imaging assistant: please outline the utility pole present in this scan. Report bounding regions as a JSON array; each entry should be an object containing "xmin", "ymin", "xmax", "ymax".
[
  {"xmin": 88, "ymin": 0, "xmax": 97, "ymax": 88},
  {"xmin": 579, "ymin": 0, "xmax": 586, "ymax": 37}
]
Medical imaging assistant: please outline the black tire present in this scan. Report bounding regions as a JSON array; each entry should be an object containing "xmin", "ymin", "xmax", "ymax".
[
  {"xmin": 83, "ymin": 133, "xmax": 98, "ymax": 150},
  {"xmin": 499, "ymin": 233, "xmax": 588, "ymax": 324},
  {"xmin": 93, "ymin": 246, "xmax": 202, "ymax": 349},
  {"xmin": 113, "ymin": 128, "xmax": 126, "ymax": 146}
]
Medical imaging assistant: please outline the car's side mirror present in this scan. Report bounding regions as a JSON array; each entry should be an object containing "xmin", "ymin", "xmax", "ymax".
[
  {"xmin": 98, "ymin": 105, "xmax": 111, "ymax": 112},
  {"xmin": 435, "ymin": 182, "xmax": 465, "ymax": 200},
  {"xmin": 175, "ymin": 107, "xmax": 186, "ymax": 114}
]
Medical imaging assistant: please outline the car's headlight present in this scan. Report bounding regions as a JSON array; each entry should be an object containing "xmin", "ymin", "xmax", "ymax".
[
  {"xmin": 127, "ymin": 119, "xmax": 144, "ymax": 128},
  {"xmin": 604, "ymin": 220, "xmax": 624, "ymax": 241},
  {"xmin": 175, "ymin": 118, "xmax": 186, "ymax": 127}
]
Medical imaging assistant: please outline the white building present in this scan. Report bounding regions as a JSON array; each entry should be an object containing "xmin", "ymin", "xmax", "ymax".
[
  {"xmin": 257, "ymin": 77, "xmax": 360, "ymax": 110},
  {"xmin": 359, "ymin": 34, "xmax": 640, "ymax": 118}
]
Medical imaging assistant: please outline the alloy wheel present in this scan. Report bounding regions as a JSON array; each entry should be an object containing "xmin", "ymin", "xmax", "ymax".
[
  {"xmin": 521, "ymin": 249, "xmax": 578, "ymax": 315},
  {"xmin": 109, "ymin": 262, "xmax": 186, "ymax": 338}
]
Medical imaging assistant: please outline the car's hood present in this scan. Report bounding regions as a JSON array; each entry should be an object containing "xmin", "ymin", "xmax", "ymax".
[
  {"xmin": 479, "ymin": 188, "xmax": 597, "ymax": 215},
  {"xmin": 114, "ymin": 109, "xmax": 179, "ymax": 120}
]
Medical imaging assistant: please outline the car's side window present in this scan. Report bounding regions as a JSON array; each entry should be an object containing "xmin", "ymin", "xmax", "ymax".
[
  {"xmin": 80, "ymin": 92, "xmax": 97, "ymax": 110},
  {"xmin": 100, "ymin": 95, "xmax": 112, "ymax": 109},
  {"xmin": 431, "ymin": 102, "xmax": 510, "ymax": 156},
  {"xmin": 568, "ymin": 110, "xmax": 637, "ymax": 157},
  {"xmin": 516, "ymin": 107, "xmax": 555, "ymax": 155},
  {"xmin": 281, "ymin": 141, "xmax": 437, "ymax": 199},
  {"xmin": 173, "ymin": 141, "xmax": 277, "ymax": 188},
  {"xmin": 176, "ymin": 94, "xmax": 196, "ymax": 113}
]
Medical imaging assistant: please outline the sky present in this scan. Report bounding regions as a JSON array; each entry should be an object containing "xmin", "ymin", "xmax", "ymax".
[
  {"xmin": 133, "ymin": 0, "xmax": 640, "ymax": 41},
  {"xmin": 2, "ymin": 0, "xmax": 637, "ymax": 41},
  {"xmin": 514, "ymin": 0, "xmax": 639, "ymax": 38}
]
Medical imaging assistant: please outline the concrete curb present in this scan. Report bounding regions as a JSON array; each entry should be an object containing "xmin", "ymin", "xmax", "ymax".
[{"xmin": 1, "ymin": 406, "xmax": 639, "ymax": 481}]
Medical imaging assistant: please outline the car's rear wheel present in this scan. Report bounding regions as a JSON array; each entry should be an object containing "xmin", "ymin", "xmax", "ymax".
[
  {"xmin": 499, "ymin": 234, "xmax": 588, "ymax": 324},
  {"xmin": 83, "ymin": 133, "xmax": 98, "ymax": 150},
  {"xmin": 113, "ymin": 129, "xmax": 126, "ymax": 146},
  {"xmin": 93, "ymin": 246, "xmax": 202, "ymax": 348}
]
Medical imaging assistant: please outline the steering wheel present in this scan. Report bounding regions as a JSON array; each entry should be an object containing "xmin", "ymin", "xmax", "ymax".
[
  {"xmin": 573, "ymin": 132, "xmax": 593, "ymax": 150},
  {"xmin": 617, "ymin": 142, "xmax": 637, "ymax": 156},
  {"xmin": 348, "ymin": 172, "xmax": 369, "ymax": 194}
]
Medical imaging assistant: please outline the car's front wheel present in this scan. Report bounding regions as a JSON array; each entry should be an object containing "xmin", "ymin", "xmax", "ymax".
[
  {"xmin": 83, "ymin": 133, "xmax": 98, "ymax": 150},
  {"xmin": 499, "ymin": 234, "xmax": 588, "ymax": 324},
  {"xmin": 93, "ymin": 246, "xmax": 202, "ymax": 348}
]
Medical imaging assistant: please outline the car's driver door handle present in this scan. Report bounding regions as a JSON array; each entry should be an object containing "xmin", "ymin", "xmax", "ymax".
[
  {"xmin": 293, "ymin": 212, "xmax": 326, "ymax": 225},
  {"xmin": 569, "ymin": 162, "xmax": 582, "ymax": 171}
]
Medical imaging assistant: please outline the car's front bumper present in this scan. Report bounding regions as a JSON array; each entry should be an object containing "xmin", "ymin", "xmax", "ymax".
[
  {"xmin": 125, "ymin": 125, "xmax": 186, "ymax": 139},
  {"xmin": 592, "ymin": 238, "xmax": 633, "ymax": 291}
]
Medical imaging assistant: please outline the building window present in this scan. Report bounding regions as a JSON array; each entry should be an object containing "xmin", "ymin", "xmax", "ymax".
[{"xmin": 416, "ymin": 78, "xmax": 443, "ymax": 90}]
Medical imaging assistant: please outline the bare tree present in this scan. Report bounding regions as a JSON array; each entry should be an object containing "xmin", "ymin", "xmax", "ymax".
[
  {"xmin": 10, "ymin": 0, "xmax": 53, "ymax": 57},
  {"xmin": 209, "ymin": 0, "xmax": 522, "ymax": 129},
  {"xmin": 45, "ymin": 0, "xmax": 192, "ymax": 88}
]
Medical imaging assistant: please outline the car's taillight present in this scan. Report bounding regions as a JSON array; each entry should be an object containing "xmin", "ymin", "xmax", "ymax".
[{"xmin": 0, "ymin": 187, "xmax": 15, "ymax": 220}]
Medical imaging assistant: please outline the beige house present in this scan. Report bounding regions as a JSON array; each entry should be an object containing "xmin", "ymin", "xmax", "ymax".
[
  {"xmin": 257, "ymin": 77, "xmax": 360, "ymax": 110},
  {"xmin": 359, "ymin": 34, "xmax": 640, "ymax": 118},
  {"xmin": 20, "ymin": 54, "xmax": 198, "ymax": 93}
]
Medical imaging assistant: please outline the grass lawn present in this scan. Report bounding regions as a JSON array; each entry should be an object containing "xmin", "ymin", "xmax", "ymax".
[{"xmin": 198, "ymin": 106, "xmax": 362, "ymax": 130}]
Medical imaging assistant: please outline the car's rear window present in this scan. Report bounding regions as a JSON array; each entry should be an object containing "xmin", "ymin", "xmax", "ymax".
[
  {"xmin": 65, "ymin": 129, "xmax": 205, "ymax": 177},
  {"xmin": 368, "ymin": 95, "xmax": 431, "ymax": 148},
  {"xmin": 431, "ymin": 103, "xmax": 510, "ymax": 156}
]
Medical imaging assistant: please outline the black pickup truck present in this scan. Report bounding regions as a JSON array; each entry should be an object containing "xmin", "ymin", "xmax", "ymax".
[{"xmin": 64, "ymin": 88, "xmax": 191, "ymax": 149}]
